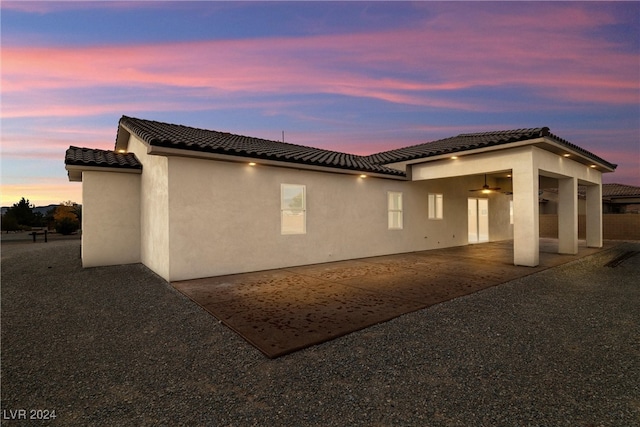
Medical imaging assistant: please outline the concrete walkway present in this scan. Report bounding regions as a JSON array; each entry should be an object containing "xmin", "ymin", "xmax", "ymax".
[{"xmin": 172, "ymin": 239, "xmax": 617, "ymax": 357}]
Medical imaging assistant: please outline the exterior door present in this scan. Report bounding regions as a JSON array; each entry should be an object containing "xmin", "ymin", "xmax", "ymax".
[{"xmin": 468, "ymin": 198, "xmax": 489, "ymax": 243}]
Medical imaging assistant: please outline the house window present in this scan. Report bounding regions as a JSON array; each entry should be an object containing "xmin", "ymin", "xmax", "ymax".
[
  {"xmin": 509, "ymin": 200, "xmax": 514, "ymax": 225},
  {"xmin": 428, "ymin": 193, "xmax": 443, "ymax": 219},
  {"xmin": 388, "ymin": 191, "xmax": 403, "ymax": 229},
  {"xmin": 281, "ymin": 184, "xmax": 306, "ymax": 235}
]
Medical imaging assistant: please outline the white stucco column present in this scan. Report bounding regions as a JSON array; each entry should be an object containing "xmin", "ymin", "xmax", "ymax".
[
  {"xmin": 512, "ymin": 160, "xmax": 539, "ymax": 267},
  {"xmin": 557, "ymin": 176, "xmax": 578, "ymax": 254},
  {"xmin": 585, "ymin": 184, "xmax": 603, "ymax": 247}
]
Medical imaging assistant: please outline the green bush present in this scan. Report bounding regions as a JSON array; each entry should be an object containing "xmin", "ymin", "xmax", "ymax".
[{"xmin": 55, "ymin": 217, "xmax": 79, "ymax": 235}]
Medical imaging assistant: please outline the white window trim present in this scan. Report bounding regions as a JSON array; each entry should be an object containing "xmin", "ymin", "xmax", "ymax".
[
  {"xmin": 388, "ymin": 191, "xmax": 403, "ymax": 230},
  {"xmin": 281, "ymin": 184, "xmax": 306, "ymax": 235},
  {"xmin": 428, "ymin": 193, "xmax": 443, "ymax": 220}
]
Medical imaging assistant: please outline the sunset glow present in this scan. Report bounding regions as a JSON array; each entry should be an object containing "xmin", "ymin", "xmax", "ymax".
[{"xmin": 1, "ymin": 1, "xmax": 638, "ymax": 206}]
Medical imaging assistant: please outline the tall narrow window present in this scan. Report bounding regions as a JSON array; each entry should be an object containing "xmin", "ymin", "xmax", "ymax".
[
  {"xmin": 428, "ymin": 193, "xmax": 443, "ymax": 219},
  {"xmin": 281, "ymin": 184, "xmax": 306, "ymax": 234},
  {"xmin": 388, "ymin": 191, "xmax": 403, "ymax": 229},
  {"xmin": 509, "ymin": 200, "xmax": 514, "ymax": 225}
]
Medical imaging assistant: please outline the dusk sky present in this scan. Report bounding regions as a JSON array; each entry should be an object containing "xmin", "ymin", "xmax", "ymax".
[{"xmin": 2, "ymin": 1, "xmax": 639, "ymax": 207}]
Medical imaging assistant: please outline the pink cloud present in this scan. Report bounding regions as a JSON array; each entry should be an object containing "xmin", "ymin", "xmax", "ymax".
[{"xmin": 2, "ymin": 3, "xmax": 636, "ymax": 121}]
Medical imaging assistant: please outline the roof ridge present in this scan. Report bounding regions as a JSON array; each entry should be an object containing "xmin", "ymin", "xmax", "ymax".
[{"xmin": 456, "ymin": 127, "xmax": 548, "ymax": 137}]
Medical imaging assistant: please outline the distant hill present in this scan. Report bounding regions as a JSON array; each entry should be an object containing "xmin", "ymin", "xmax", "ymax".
[{"xmin": 1, "ymin": 204, "xmax": 63, "ymax": 216}]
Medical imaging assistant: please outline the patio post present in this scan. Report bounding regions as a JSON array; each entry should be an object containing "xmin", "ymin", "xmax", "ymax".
[
  {"xmin": 512, "ymin": 157, "xmax": 539, "ymax": 267},
  {"xmin": 558, "ymin": 176, "xmax": 578, "ymax": 254},
  {"xmin": 585, "ymin": 184, "xmax": 603, "ymax": 248}
]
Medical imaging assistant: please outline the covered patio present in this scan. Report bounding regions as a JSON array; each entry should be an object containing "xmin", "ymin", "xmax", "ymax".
[
  {"xmin": 172, "ymin": 239, "xmax": 616, "ymax": 358},
  {"xmin": 410, "ymin": 144, "xmax": 613, "ymax": 267}
]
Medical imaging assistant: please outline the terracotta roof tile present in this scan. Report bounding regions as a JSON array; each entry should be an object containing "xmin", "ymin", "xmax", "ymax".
[
  {"xmin": 599, "ymin": 183, "xmax": 640, "ymax": 198},
  {"xmin": 118, "ymin": 116, "xmax": 404, "ymax": 177},
  {"xmin": 65, "ymin": 146, "xmax": 142, "ymax": 170},
  {"xmin": 364, "ymin": 128, "xmax": 617, "ymax": 170},
  {"xmin": 115, "ymin": 116, "xmax": 616, "ymax": 175}
]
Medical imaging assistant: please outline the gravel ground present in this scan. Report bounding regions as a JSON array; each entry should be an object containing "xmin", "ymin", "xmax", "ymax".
[{"xmin": 1, "ymin": 237, "xmax": 639, "ymax": 426}]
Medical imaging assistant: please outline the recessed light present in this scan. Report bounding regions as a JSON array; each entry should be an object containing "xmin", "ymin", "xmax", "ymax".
[
  {"xmin": 590, "ymin": 165, "xmax": 597, "ymax": 168},
  {"xmin": 451, "ymin": 156, "xmax": 458, "ymax": 160},
  {"xmin": 117, "ymin": 149, "xmax": 126, "ymax": 153},
  {"xmin": 248, "ymin": 162, "xmax": 257, "ymax": 166},
  {"xmin": 359, "ymin": 174, "xmax": 367, "ymax": 178},
  {"xmin": 563, "ymin": 154, "xmax": 570, "ymax": 157}
]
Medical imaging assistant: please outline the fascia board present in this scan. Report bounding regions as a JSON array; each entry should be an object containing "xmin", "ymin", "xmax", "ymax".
[
  {"xmin": 147, "ymin": 145, "xmax": 407, "ymax": 180},
  {"xmin": 65, "ymin": 164, "xmax": 142, "ymax": 182},
  {"xmin": 538, "ymin": 138, "xmax": 616, "ymax": 172},
  {"xmin": 396, "ymin": 138, "xmax": 545, "ymax": 166}
]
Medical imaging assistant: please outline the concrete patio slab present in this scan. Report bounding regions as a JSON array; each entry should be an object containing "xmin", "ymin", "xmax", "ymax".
[{"xmin": 172, "ymin": 239, "xmax": 618, "ymax": 358}]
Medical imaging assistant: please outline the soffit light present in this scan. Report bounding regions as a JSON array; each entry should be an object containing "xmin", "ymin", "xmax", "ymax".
[
  {"xmin": 359, "ymin": 174, "xmax": 367, "ymax": 178},
  {"xmin": 248, "ymin": 162, "xmax": 257, "ymax": 166}
]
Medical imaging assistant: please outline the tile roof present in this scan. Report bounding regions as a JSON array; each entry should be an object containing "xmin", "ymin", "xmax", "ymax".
[
  {"xmin": 598, "ymin": 183, "xmax": 640, "ymax": 198},
  {"xmin": 364, "ymin": 128, "xmax": 548, "ymax": 164},
  {"xmin": 65, "ymin": 146, "xmax": 142, "ymax": 170},
  {"xmin": 118, "ymin": 116, "xmax": 405, "ymax": 177},
  {"xmin": 116, "ymin": 116, "xmax": 616, "ymax": 175},
  {"xmin": 365, "ymin": 128, "xmax": 617, "ymax": 170},
  {"xmin": 545, "ymin": 183, "xmax": 640, "ymax": 199}
]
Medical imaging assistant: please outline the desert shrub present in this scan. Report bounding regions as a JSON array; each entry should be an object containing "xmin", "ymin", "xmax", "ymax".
[{"xmin": 55, "ymin": 217, "xmax": 79, "ymax": 235}]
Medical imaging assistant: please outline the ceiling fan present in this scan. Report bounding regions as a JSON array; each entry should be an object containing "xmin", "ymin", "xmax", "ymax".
[{"xmin": 469, "ymin": 174, "xmax": 501, "ymax": 194}]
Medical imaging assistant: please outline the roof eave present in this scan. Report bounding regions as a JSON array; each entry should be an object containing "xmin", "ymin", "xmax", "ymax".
[
  {"xmin": 65, "ymin": 164, "xmax": 143, "ymax": 182},
  {"xmin": 383, "ymin": 138, "xmax": 547, "ymax": 167},
  {"xmin": 115, "ymin": 122, "xmax": 134, "ymax": 152},
  {"xmin": 147, "ymin": 145, "xmax": 407, "ymax": 180},
  {"xmin": 538, "ymin": 137, "xmax": 617, "ymax": 172},
  {"xmin": 380, "ymin": 136, "xmax": 617, "ymax": 173}
]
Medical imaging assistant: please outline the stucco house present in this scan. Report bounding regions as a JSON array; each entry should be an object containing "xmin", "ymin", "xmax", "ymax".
[{"xmin": 65, "ymin": 116, "xmax": 616, "ymax": 282}]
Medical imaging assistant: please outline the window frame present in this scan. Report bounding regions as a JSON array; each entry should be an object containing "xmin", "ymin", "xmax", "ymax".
[
  {"xmin": 387, "ymin": 191, "xmax": 403, "ymax": 230},
  {"xmin": 428, "ymin": 193, "xmax": 443, "ymax": 220},
  {"xmin": 281, "ymin": 184, "xmax": 306, "ymax": 235}
]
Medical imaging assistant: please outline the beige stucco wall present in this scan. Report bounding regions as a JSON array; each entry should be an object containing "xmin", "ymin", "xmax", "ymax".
[
  {"xmin": 127, "ymin": 136, "xmax": 171, "ymax": 280},
  {"xmin": 159, "ymin": 157, "xmax": 513, "ymax": 281},
  {"xmin": 82, "ymin": 171, "xmax": 141, "ymax": 267}
]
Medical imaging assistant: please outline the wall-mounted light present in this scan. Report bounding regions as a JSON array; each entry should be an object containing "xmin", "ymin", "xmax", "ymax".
[
  {"xmin": 117, "ymin": 149, "xmax": 126, "ymax": 154},
  {"xmin": 451, "ymin": 156, "xmax": 458, "ymax": 160},
  {"xmin": 359, "ymin": 174, "xmax": 367, "ymax": 178},
  {"xmin": 563, "ymin": 154, "xmax": 570, "ymax": 157},
  {"xmin": 248, "ymin": 162, "xmax": 257, "ymax": 166},
  {"xmin": 590, "ymin": 165, "xmax": 597, "ymax": 168}
]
